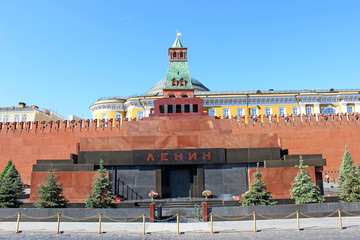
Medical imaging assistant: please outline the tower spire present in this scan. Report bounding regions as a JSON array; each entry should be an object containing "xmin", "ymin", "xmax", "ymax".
[{"xmin": 172, "ymin": 31, "xmax": 183, "ymax": 48}]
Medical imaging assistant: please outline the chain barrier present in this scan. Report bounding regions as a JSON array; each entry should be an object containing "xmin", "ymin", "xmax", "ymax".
[
  {"xmin": 102, "ymin": 215, "xmax": 144, "ymax": 222},
  {"xmin": 0, "ymin": 213, "xmax": 19, "ymax": 221},
  {"xmin": 61, "ymin": 214, "xmax": 99, "ymax": 221},
  {"xmin": 148, "ymin": 214, "xmax": 177, "ymax": 222},
  {"xmin": 1, "ymin": 209, "xmax": 360, "ymax": 234},
  {"xmin": 256, "ymin": 211, "xmax": 297, "ymax": 220},
  {"xmin": 213, "ymin": 213, "xmax": 254, "ymax": 221},
  {"xmin": 342, "ymin": 211, "xmax": 360, "ymax": 217},
  {"xmin": 21, "ymin": 213, "xmax": 59, "ymax": 220},
  {"xmin": 179, "ymin": 215, "xmax": 199, "ymax": 221},
  {"xmin": 300, "ymin": 210, "xmax": 338, "ymax": 219}
]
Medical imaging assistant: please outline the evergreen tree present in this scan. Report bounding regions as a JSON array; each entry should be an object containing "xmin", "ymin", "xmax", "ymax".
[
  {"xmin": 240, "ymin": 163, "xmax": 276, "ymax": 206},
  {"xmin": 0, "ymin": 165, "xmax": 24, "ymax": 208},
  {"xmin": 0, "ymin": 159, "xmax": 13, "ymax": 181},
  {"xmin": 339, "ymin": 146, "xmax": 354, "ymax": 183},
  {"xmin": 339, "ymin": 163, "xmax": 360, "ymax": 202},
  {"xmin": 34, "ymin": 170, "xmax": 67, "ymax": 208},
  {"xmin": 290, "ymin": 157, "xmax": 324, "ymax": 204},
  {"xmin": 85, "ymin": 160, "xmax": 115, "ymax": 208}
]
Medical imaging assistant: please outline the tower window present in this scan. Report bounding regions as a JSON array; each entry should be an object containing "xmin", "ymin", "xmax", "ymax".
[
  {"xmin": 168, "ymin": 105, "xmax": 173, "ymax": 113},
  {"xmin": 179, "ymin": 78, "xmax": 186, "ymax": 86},
  {"xmin": 180, "ymin": 52, "xmax": 183, "ymax": 58},
  {"xmin": 173, "ymin": 52, "xmax": 176, "ymax": 58},
  {"xmin": 185, "ymin": 104, "xmax": 190, "ymax": 113}
]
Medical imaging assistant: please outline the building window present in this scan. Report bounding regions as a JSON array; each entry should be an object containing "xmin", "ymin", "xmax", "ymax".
[
  {"xmin": 237, "ymin": 108, "xmax": 244, "ymax": 117},
  {"xmin": 115, "ymin": 113, "xmax": 122, "ymax": 119},
  {"xmin": 251, "ymin": 108, "xmax": 258, "ymax": 116},
  {"xmin": 322, "ymin": 107, "xmax": 336, "ymax": 114},
  {"xmin": 101, "ymin": 113, "xmax": 108, "ymax": 120},
  {"xmin": 173, "ymin": 52, "xmax": 176, "ymax": 58},
  {"xmin": 169, "ymin": 94, "xmax": 176, "ymax": 98},
  {"xmin": 3, "ymin": 115, "xmax": 9, "ymax": 123},
  {"xmin": 193, "ymin": 104, "xmax": 198, "ymax": 112},
  {"xmin": 22, "ymin": 114, "xmax": 27, "ymax": 122},
  {"xmin": 279, "ymin": 107, "xmax": 286, "ymax": 116},
  {"xmin": 180, "ymin": 52, "xmax": 183, "ymax": 58},
  {"xmin": 209, "ymin": 109, "xmax": 216, "ymax": 116},
  {"xmin": 14, "ymin": 114, "xmax": 20, "ymax": 122},
  {"xmin": 292, "ymin": 107, "xmax": 299, "ymax": 115},
  {"xmin": 265, "ymin": 107, "xmax": 272, "ymax": 116},
  {"xmin": 306, "ymin": 106, "xmax": 313, "ymax": 115},
  {"xmin": 223, "ymin": 108, "xmax": 230, "ymax": 117},
  {"xmin": 181, "ymin": 94, "xmax": 188, "ymax": 98},
  {"xmin": 137, "ymin": 111, "xmax": 144, "ymax": 119},
  {"xmin": 347, "ymin": 105, "xmax": 354, "ymax": 114}
]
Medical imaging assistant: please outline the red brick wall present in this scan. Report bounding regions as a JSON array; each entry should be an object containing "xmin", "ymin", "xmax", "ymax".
[
  {"xmin": 233, "ymin": 116, "xmax": 360, "ymax": 180},
  {"xmin": 0, "ymin": 115, "xmax": 359, "ymax": 186},
  {"xmin": 30, "ymin": 171, "xmax": 102, "ymax": 202},
  {"xmin": 248, "ymin": 167, "xmax": 317, "ymax": 199}
]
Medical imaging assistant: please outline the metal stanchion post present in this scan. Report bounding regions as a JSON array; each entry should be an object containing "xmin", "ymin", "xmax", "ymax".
[
  {"xmin": 143, "ymin": 214, "xmax": 146, "ymax": 235},
  {"xmin": 296, "ymin": 211, "xmax": 300, "ymax": 231},
  {"xmin": 57, "ymin": 213, "xmax": 61, "ymax": 234},
  {"xmin": 210, "ymin": 213, "xmax": 213, "ymax": 234},
  {"xmin": 15, "ymin": 212, "xmax": 20, "ymax": 234},
  {"xmin": 253, "ymin": 212, "xmax": 256, "ymax": 233},
  {"xmin": 98, "ymin": 213, "xmax": 102, "ymax": 234},
  {"xmin": 177, "ymin": 213, "xmax": 179, "ymax": 235},
  {"xmin": 338, "ymin": 209, "xmax": 343, "ymax": 230}
]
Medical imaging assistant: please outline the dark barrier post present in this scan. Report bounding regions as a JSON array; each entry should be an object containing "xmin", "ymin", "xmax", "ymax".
[
  {"xmin": 150, "ymin": 202, "xmax": 155, "ymax": 222},
  {"xmin": 202, "ymin": 201, "xmax": 208, "ymax": 222}
]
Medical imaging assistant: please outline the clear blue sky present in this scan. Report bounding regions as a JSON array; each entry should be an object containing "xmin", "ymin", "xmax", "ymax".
[{"xmin": 1, "ymin": 0, "xmax": 359, "ymax": 119}]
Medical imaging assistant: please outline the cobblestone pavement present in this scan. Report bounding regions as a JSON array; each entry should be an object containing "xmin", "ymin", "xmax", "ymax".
[{"xmin": 0, "ymin": 229, "xmax": 360, "ymax": 240}]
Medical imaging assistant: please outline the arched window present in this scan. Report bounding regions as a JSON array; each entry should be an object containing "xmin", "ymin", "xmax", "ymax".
[
  {"xmin": 322, "ymin": 107, "xmax": 336, "ymax": 114},
  {"xmin": 173, "ymin": 52, "xmax": 176, "ymax": 58},
  {"xmin": 180, "ymin": 52, "xmax": 183, "ymax": 58},
  {"xmin": 182, "ymin": 94, "xmax": 188, "ymax": 98},
  {"xmin": 169, "ymin": 94, "xmax": 176, "ymax": 98}
]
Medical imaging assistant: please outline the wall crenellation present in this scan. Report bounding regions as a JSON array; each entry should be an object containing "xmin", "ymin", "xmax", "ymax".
[
  {"xmin": 0, "ymin": 118, "xmax": 124, "ymax": 134},
  {"xmin": 233, "ymin": 112, "xmax": 360, "ymax": 128},
  {"xmin": 0, "ymin": 112, "xmax": 359, "ymax": 134}
]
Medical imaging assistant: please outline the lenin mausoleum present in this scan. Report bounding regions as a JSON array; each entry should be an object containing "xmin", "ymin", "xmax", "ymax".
[{"xmin": 0, "ymin": 34, "xmax": 360, "ymax": 203}]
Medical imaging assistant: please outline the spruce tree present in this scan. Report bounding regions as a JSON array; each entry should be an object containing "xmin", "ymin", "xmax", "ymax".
[
  {"xmin": 0, "ymin": 159, "xmax": 13, "ymax": 181},
  {"xmin": 339, "ymin": 163, "xmax": 360, "ymax": 202},
  {"xmin": 0, "ymin": 165, "xmax": 24, "ymax": 208},
  {"xmin": 85, "ymin": 160, "xmax": 115, "ymax": 208},
  {"xmin": 240, "ymin": 163, "xmax": 276, "ymax": 206},
  {"xmin": 34, "ymin": 170, "xmax": 67, "ymax": 208},
  {"xmin": 339, "ymin": 146, "xmax": 354, "ymax": 183},
  {"xmin": 290, "ymin": 157, "xmax": 324, "ymax": 204}
]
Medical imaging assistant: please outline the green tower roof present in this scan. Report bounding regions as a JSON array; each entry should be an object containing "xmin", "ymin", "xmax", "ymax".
[{"xmin": 165, "ymin": 34, "xmax": 192, "ymax": 89}]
